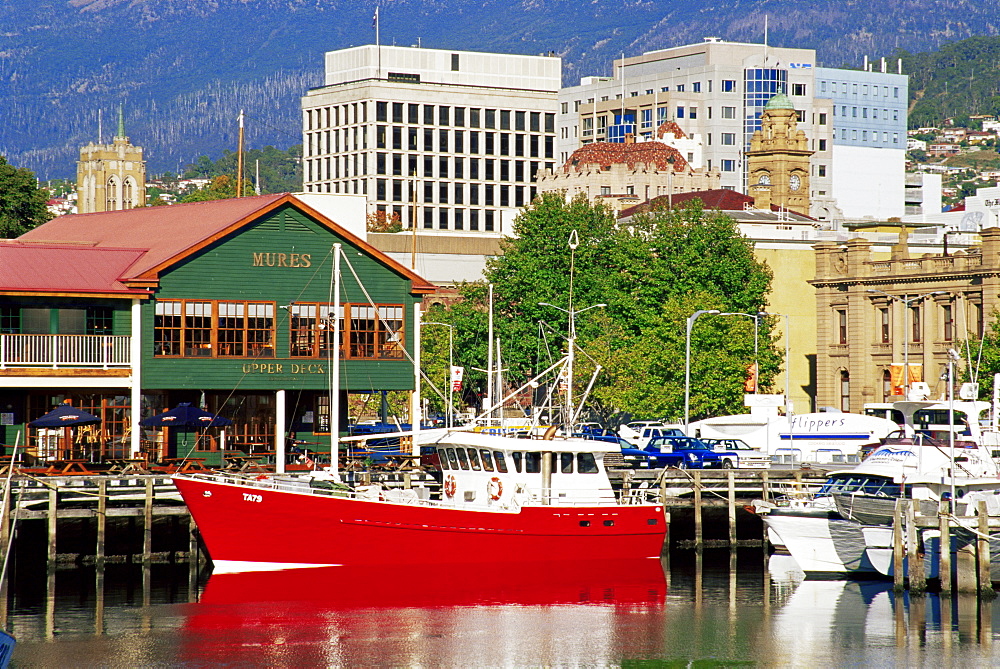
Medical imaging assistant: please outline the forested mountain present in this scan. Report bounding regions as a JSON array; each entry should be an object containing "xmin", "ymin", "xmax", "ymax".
[
  {"xmin": 4, "ymin": 0, "xmax": 1000, "ymax": 179},
  {"xmin": 900, "ymin": 37, "xmax": 1000, "ymax": 128}
]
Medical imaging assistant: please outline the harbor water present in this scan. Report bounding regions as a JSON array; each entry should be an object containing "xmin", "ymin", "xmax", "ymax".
[{"xmin": 6, "ymin": 548, "xmax": 1000, "ymax": 667}]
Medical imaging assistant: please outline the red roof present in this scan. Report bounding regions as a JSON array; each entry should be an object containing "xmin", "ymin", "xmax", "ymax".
[
  {"xmin": 0, "ymin": 243, "xmax": 148, "ymax": 295},
  {"xmin": 17, "ymin": 194, "xmax": 436, "ymax": 293},
  {"xmin": 563, "ymin": 141, "xmax": 689, "ymax": 173},
  {"xmin": 20, "ymin": 194, "xmax": 288, "ymax": 280},
  {"xmin": 618, "ymin": 189, "xmax": 816, "ymax": 221}
]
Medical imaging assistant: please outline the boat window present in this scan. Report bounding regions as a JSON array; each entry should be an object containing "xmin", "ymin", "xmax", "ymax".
[
  {"xmin": 480, "ymin": 449, "xmax": 495, "ymax": 471},
  {"xmin": 577, "ymin": 453, "xmax": 598, "ymax": 473},
  {"xmin": 455, "ymin": 448, "xmax": 470, "ymax": 470},
  {"xmin": 437, "ymin": 448, "xmax": 450, "ymax": 470},
  {"xmin": 512, "ymin": 452, "xmax": 522, "ymax": 473},
  {"xmin": 559, "ymin": 453, "xmax": 574, "ymax": 473},
  {"xmin": 494, "ymin": 452, "xmax": 509, "ymax": 473},
  {"xmin": 467, "ymin": 448, "xmax": 482, "ymax": 471},
  {"xmin": 524, "ymin": 452, "xmax": 541, "ymax": 473},
  {"xmin": 445, "ymin": 448, "xmax": 460, "ymax": 470}
]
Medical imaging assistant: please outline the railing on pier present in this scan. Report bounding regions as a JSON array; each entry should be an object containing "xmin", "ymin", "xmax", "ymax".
[{"xmin": 0, "ymin": 334, "xmax": 131, "ymax": 369}]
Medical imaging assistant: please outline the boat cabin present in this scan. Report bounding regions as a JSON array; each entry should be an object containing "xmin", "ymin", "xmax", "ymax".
[{"xmin": 429, "ymin": 431, "xmax": 619, "ymax": 508}]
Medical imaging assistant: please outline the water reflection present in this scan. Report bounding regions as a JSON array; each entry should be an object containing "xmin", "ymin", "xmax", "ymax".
[{"xmin": 6, "ymin": 551, "xmax": 1000, "ymax": 665}]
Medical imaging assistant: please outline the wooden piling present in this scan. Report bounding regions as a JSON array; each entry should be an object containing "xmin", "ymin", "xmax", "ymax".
[
  {"xmin": 47, "ymin": 488, "xmax": 58, "ymax": 565},
  {"xmin": 976, "ymin": 500, "xmax": 994, "ymax": 599},
  {"xmin": 893, "ymin": 499, "xmax": 905, "ymax": 592},
  {"xmin": 727, "ymin": 470, "xmax": 736, "ymax": 547},
  {"xmin": 143, "ymin": 478, "xmax": 153, "ymax": 562},
  {"xmin": 906, "ymin": 500, "xmax": 925, "ymax": 594},
  {"xmin": 939, "ymin": 500, "xmax": 952, "ymax": 595},
  {"xmin": 693, "ymin": 471, "xmax": 703, "ymax": 548},
  {"xmin": 96, "ymin": 479, "xmax": 107, "ymax": 566}
]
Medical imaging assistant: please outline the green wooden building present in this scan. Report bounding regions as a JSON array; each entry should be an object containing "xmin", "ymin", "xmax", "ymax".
[{"xmin": 1, "ymin": 193, "xmax": 435, "ymax": 468}]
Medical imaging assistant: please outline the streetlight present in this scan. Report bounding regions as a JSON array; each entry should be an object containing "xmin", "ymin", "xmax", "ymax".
[
  {"xmin": 539, "ymin": 301, "xmax": 606, "ymax": 431},
  {"xmin": 946, "ymin": 347, "xmax": 961, "ymax": 514},
  {"xmin": 685, "ymin": 309, "xmax": 721, "ymax": 431},
  {"xmin": 719, "ymin": 311, "xmax": 770, "ymax": 388},
  {"xmin": 424, "ymin": 322, "xmax": 454, "ymax": 428},
  {"xmin": 866, "ymin": 289, "xmax": 946, "ymax": 398}
]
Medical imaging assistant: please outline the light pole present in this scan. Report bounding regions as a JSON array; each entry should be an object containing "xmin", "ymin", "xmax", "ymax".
[
  {"xmin": 719, "ymin": 311, "xmax": 770, "ymax": 390},
  {"xmin": 539, "ymin": 301, "xmax": 606, "ymax": 431},
  {"xmin": 424, "ymin": 322, "xmax": 454, "ymax": 428},
  {"xmin": 946, "ymin": 347, "xmax": 961, "ymax": 514},
  {"xmin": 867, "ymin": 289, "xmax": 945, "ymax": 398},
  {"xmin": 685, "ymin": 309, "xmax": 721, "ymax": 431}
]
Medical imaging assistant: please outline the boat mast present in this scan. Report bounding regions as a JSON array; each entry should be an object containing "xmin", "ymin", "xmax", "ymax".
[
  {"xmin": 486, "ymin": 283, "xmax": 495, "ymax": 425},
  {"xmin": 329, "ymin": 243, "xmax": 342, "ymax": 482}
]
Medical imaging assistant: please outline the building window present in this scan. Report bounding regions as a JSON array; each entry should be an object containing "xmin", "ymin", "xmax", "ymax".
[
  {"xmin": 837, "ymin": 309, "xmax": 848, "ymax": 345},
  {"xmin": 818, "ymin": 165, "xmax": 827, "ymax": 177},
  {"xmin": 818, "ymin": 139, "xmax": 827, "ymax": 151},
  {"xmin": 882, "ymin": 369, "xmax": 892, "ymax": 402},
  {"xmin": 692, "ymin": 82, "xmax": 701, "ymax": 93},
  {"xmin": 451, "ymin": 53, "xmax": 460, "ymax": 71},
  {"xmin": 722, "ymin": 80, "xmax": 736, "ymax": 92},
  {"xmin": 721, "ymin": 106, "xmax": 736, "ymax": 119},
  {"xmin": 0, "ymin": 307, "xmax": 20, "ymax": 334},
  {"xmin": 721, "ymin": 159, "xmax": 736, "ymax": 172},
  {"xmin": 792, "ymin": 83, "xmax": 806, "ymax": 96},
  {"xmin": 676, "ymin": 107, "xmax": 685, "ymax": 119},
  {"xmin": 154, "ymin": 300, "xmax": 274, "ymax": 358},
  {"xmin": 721, "ymin": 133, "xmax": 736, "ymax": 145},
  {"xmin": 943, "ymin": 304, "xmax": 954, "ymax": 341},
  {"xmin": 880, "ymin": 308, "xmax": 890, "ymax": 343},
  {"xmin": 911, "ymin": 305, "xmax": 921, "ymax": 343},
  {"xmin": 840, "ymin": 370, "xmax": 851, "ymax": 412}
]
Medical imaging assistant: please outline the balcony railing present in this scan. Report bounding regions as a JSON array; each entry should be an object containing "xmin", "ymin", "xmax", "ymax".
[{"xmin": 0, "ymin": 334, "xmax": 131, "ymax": 369}]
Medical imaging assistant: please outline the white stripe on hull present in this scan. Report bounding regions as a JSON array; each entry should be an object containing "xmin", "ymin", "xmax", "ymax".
[{"xmin": 212, "ymin": 560, "xmax": 341, "ymax": 574}]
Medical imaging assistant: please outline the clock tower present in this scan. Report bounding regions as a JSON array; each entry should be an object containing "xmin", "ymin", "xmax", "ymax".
[{"xmin": 746, "ymin": 93, "xmax": 813, "ymax": 216}]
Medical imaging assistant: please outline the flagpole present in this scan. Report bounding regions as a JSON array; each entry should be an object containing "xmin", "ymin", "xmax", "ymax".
[{"xmin": 374, "ymin": 6, "xmax": 381, "ymax": 79}]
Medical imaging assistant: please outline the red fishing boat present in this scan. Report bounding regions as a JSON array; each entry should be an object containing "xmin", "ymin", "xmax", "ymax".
[{"xmin": 174, "ymin": 430, "xmax": 666, "ymax": 572}]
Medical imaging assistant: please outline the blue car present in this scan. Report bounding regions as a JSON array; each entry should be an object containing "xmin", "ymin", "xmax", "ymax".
[{"xmin": 620, "ymin": 436, "xmax": 740, "ymax": 469}]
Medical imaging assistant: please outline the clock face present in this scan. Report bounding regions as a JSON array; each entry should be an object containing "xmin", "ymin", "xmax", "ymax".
[
  {"xmin": 789, "ymin": 174, "xmax": 801, "ymax": 191},
  {"xmin": 758, "ymin": 174, "xmax": 771, "ymax": 185}
]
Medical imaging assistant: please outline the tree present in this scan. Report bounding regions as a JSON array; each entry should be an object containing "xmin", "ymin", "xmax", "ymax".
[
  {"xmin": 179, "ymin": 175, "xmax": 253, "ymax": 203},
  {"xmin": 419, "ymin": 193, "xmax": 780, "ymax": 423},
  {"xmin": 0, "ymin": 155, "xmax": 51, "ymax": 238}
]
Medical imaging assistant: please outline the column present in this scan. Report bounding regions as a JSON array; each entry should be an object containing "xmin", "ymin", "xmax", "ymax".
[
  {"xmin": 130, "ymin": 298, "xmax": 142, "ymax": 457},
  {"xmin": 275, "ymin": 389, "xmax": 286, "ymax": 474}
]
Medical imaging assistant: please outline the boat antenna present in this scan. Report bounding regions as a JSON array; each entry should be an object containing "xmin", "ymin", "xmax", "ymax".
[
  {"xmin": 328, "ymin": 243, "xmax": 342, "ymax": 482},
  {"xmin": 486, "ymin": 283, "xmax": 495, "ymax": 425}
]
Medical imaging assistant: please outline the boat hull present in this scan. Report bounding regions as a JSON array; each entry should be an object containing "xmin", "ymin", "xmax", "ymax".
[
  {"xmin": 763, "ymin": 508, "xmax": 878, "ymax": 575},
  {"xmin": 174, "ymin": 474, "xmax": 668, "ymax": 571}
]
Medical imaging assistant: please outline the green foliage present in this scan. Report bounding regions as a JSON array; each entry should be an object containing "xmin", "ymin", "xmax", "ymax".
[
  {"xmin": 420, "ymin": 193, "xmax": 779, "ymax": 422},
  {"xmin": 0, "ymin": 155, "xmax": 51, "ymax": 238},
  {"xmin": 179, "ymin": 175, "xmax": 254, "ymax": 203},
  {"xmin": 181, "ymin": 145, "xmax": 303, "ymax": 194}
]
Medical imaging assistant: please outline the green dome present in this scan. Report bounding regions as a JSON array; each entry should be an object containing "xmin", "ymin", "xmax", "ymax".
[{"xmin": 764, "ymin": 93, "xmax": 794, "ymax": 110}]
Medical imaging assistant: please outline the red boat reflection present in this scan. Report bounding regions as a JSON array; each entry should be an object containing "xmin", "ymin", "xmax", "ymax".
[
  {"xmin": 183, "ymin": 559, "xmax": 667, "ymax": 665},
  {"xmin": 198, "ymin": 557, "xmax": 667, "ymax": 609}
]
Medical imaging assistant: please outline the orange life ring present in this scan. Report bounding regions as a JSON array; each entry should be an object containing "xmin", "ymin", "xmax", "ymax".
[
  {"xmin": 444, "ymin": 474, "xmax": 457, "ymax": 498},
  {"xmin": 487, "ymin": 476, "xmax": 503, "ymax": 501}
]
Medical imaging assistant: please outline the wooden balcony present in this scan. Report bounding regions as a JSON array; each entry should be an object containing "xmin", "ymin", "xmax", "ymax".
[{"xmin": 0, "ymin": 334, "xmax": 130, "ymax": 369}]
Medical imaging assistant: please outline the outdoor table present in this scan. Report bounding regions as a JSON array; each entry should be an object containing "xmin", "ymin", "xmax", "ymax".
[
  {"xmin": 43, "ymin": 459, "xmax": 97, "ymax": 475},
  {"xmin": 157, "ymin": 457, "xmax": 208, "ymax": 473}
]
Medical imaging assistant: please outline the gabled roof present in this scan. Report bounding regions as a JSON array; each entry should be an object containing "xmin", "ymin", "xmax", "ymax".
[
  {"xmin": 0, "ymin": 243, "xmax": 148, "ymax": 296},
  {"xmin": 18, "ymin": 194, "xmax": 436, "ymax": 293}
]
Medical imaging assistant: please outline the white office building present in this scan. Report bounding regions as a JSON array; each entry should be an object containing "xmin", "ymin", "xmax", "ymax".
[
  {"xmin": 557, "ymin": 39, "xmax": 908, "ymax": 222},
  {"xmin": 301, "ymin": 45, "xmax": 560, "ymax": 234}
]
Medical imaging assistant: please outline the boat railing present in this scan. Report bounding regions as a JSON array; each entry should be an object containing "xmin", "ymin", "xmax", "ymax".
[{"xmin": 769, "ymin": 480, "xmax": 824, "ymax": 505}]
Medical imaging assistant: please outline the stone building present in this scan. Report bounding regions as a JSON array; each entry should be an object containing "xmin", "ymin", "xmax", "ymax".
[
  {"xmin": 76, "ymin": 107, "xmax": 146, "ymax": 214},
  {"xmin": 811, "ymin": 229, "xmax": 997, "ymax": 412},
  {"xmin": 535, "ymin": 127, "xmax": 720, "ymax": 211}
]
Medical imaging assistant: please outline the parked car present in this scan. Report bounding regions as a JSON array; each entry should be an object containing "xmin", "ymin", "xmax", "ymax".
[
  {"xmin": 617, "ymin": 422, "xmax": 686, "ymax": 448},
  {"xmin": 620, "ymin": 436, "xmax": 740, "ymax": 469},
  {"xmin": 698, "ymin": 438, "xmax": 771, "ymax": 469}
]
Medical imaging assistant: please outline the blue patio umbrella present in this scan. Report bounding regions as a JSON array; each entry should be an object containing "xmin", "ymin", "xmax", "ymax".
[
  {"xmin": 140, "ymin": 403, "xmax": 232, "ymax": 429},
  {"xmin": 28, "ymin": 403, "xmax": 101, "ymax": 428},
  {"xmin": 28, "ymin": 402, "xmax": 102, "ymax": 461}
]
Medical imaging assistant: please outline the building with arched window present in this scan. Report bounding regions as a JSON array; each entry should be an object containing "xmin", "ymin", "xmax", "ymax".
[{"xmin": 77, "ymin": 107, "xmax": 146, "ymax": 214}]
